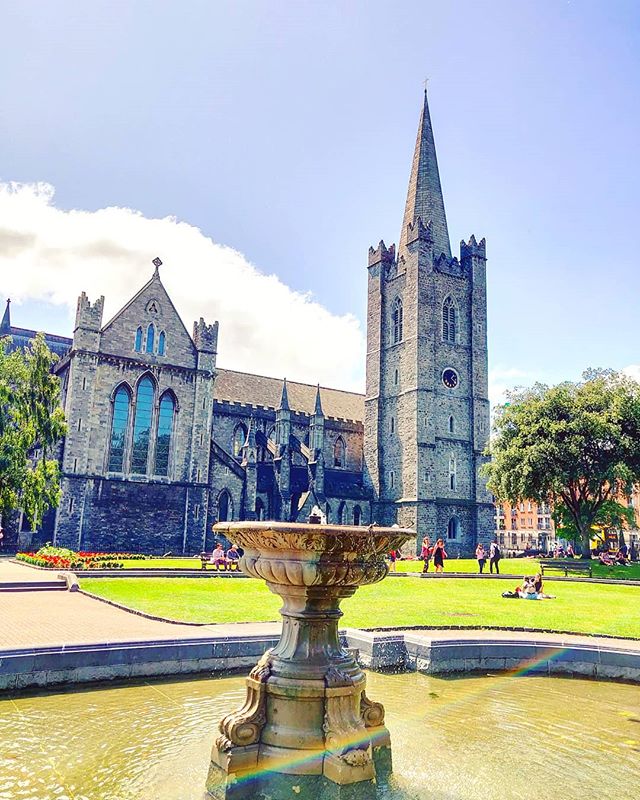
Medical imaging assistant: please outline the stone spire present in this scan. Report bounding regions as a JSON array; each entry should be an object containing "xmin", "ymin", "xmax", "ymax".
[
  {"xmin": 279, "ymin": 378, "xmax": 290, "ymax": 411},
  {"xmin": 314, "ymin": 384, "xmax": 323, "ymax": 416},
  {"xmin": 0, "ymin": 299, "xmax": 10, "ymax": 333},
  {"xmin": 398, "ymin": 89, "xmax": 451, "ymax": 260}
]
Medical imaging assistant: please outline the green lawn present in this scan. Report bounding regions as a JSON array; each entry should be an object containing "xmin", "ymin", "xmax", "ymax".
[
  {"xmin": 81, "ymin": 576, "xmax": 640, "ymax": 638},
  {"xmin": 117, "ymin": 558, "xmax": 203, "ymax": 569}
]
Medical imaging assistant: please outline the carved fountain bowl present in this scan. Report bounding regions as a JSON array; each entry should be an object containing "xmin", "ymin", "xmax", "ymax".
[{"xmin": 214, "ymin": 522, "xmax": 414, "ymax": 588}]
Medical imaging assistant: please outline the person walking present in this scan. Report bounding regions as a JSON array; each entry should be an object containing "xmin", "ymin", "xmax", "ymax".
[
  {"xmin": 420, "ymin": 537, "xmax": 432, "ymax": 573},
  {"xmin": 489, "ymin": 540, "xmax": 501, "ymax": 574},
  {"xmin": 432, "ymin": 538, "xmax": 447, "ymax": 573},
  {"xmin": 388, "ymin": 549, "xmax": 398, "ymax": 572},
  {"xmin": 475, "ymin": 543, "xmax": 486, "ymax": 574}
]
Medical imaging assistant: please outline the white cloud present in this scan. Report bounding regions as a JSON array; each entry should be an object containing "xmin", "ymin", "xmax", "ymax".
[{"xmin": 0, "ymin": 182, "xmax": 365, "ymax": 391}]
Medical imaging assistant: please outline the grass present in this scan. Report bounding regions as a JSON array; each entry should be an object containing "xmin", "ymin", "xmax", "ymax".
[
  {"xmin": 117, "ymin": 558, "xmax": 203, "ymax": 569},
  {"xmin": 81, "ymin": 575, "xmax": 640, "ymax": 638},
  {"xmin": 105, "ymin": 556, "xmax": 640, "ymax": 581}
]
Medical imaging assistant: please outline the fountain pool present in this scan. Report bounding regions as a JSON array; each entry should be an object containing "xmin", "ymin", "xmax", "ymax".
[{"xmin": 1, "ymin": 671, "xmax": 638, "ymax": 800}]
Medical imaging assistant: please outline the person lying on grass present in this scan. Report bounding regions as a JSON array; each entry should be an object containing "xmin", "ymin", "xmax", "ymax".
[{"xmin": 502, "ymin": 574, "xmax": 555, "ymax": 600}]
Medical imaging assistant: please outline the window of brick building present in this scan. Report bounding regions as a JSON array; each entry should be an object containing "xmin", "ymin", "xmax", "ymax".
[
  {"xmin": 442, "ymin": 297, "xmax": 456, "ymax": 343},
  {"xmin": 392, "ymin": 298, "xmax": 403, "ymax": 343}
]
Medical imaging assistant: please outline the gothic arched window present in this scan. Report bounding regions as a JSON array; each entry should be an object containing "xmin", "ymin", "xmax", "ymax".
[
  {"xmin": 146, "ymin": 324, "xmax": 155, "ymax": 353},
  {"xmin": 158, "ymin": 331, "xmax": 166, "ymax": 356},
  {"xmin": 449, "ymin": 455, "xmax": 457, "ymax": 491},
  {"xmin": 218, "ymin": 490, "xmax": 233, "ymax": 522},
  {"xmin": 392, "ymin": 298, "xmax": 403, "ymax": 344},
  {"xmin": 108, "ymin": 385, "xmax": 131, "ymax": 472},
  {"xmin": 442, "ymin": 297, "xmax": 456, "ymax": 343},
  {"xmin": 334, "ymin": 437, "xmax": 345, "ymax": 468},
  {"xmin": 338, "ymin": 501, "xmax": 346, "ymax": 525},
  {"xmin": 134, "ymin": 327, "xmax": 143, "ymax": 352},
  {"xmin": 154, "ymin": 392, "xmax": 175, "ymax": 476},
  {"xmin": 447, "ymin": 517, "xmax": 460, "ymax": 540},
  {"xmin": 449, "ymin": 416, "xmax": 455, "ymax": 434},
  {"xmin": 353, "ymin": 505, "xmax": 362, "ymax": 526},
  {"xmin": 232, "ymin": 424, "xmax": 247, "ymax": 460},
  {"xmin": 131, "ymin": 376, "xmax": 155, "ymax": 474}
]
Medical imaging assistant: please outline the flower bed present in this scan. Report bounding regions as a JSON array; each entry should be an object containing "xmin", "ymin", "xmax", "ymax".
[{"xmin": 16, "ymin": 546, "xmax": 147, "ymax": 570}]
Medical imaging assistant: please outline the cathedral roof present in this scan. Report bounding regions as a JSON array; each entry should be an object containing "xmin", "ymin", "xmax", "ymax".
[
  {"xmin": 214, "ymin": 368, "xmax": 364, "ymax": 422},
  {"xmin": 399, "ymin": 89, "xmax": 451, "ymax": 260}
]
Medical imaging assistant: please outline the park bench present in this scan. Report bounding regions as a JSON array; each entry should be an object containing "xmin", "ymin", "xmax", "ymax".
[
  {"xmin": 540, "ymin": 559, "xmax": 592, "ymax": 578},
  {"xmin": 199, "ymin": 553, "xmax": 239, "ymax": 571}
]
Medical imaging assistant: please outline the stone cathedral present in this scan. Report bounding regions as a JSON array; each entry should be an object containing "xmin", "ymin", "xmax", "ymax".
[{"xmin": 1, "ymin": 92, "xmax": 492, "ymax": 555}]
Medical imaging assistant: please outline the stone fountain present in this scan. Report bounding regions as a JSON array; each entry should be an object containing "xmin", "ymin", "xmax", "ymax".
[{"xmin": 206, "ymin": 520, "xmax": 414, "ymax": 800}]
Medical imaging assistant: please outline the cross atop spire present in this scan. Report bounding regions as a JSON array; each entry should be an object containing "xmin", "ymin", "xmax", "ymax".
[
  {"xmin": 398, "ymin": 89, "xmax": 451, "ymax": 260},
  {"xmin": 1, "ymin": 298, "xmax": 10, "ymax": 333}
]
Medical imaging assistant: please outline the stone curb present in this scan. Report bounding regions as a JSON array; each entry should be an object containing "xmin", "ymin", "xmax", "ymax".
[{"xmin": 1, "ymin": 628, "xmax": 639, "ymax": 692}]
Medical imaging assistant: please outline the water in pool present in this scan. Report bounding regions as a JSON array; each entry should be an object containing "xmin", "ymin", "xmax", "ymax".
[{"xmin": 0, "ymin": 671, "xmax": 638, "ymax": 800}]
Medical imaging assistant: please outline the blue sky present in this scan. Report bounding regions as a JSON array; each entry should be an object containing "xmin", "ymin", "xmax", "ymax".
[{"xmin": 1, "ymin": 1, "xmax": 639, "ymax": 397}]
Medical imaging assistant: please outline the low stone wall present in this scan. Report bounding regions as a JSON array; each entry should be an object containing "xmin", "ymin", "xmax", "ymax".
[
  {"xmin": 2, "ymin": 629, "xmax": 639, "ymax": 692},
  {"xmin": 344, "ymin": 629, "xmax": 640, "ymax": 683}
]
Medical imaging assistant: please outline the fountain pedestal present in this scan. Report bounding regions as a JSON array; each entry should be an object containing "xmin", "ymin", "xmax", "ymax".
[{"xmin": 206, "ymin": 522, "xmax": 413, "ymax": 800}]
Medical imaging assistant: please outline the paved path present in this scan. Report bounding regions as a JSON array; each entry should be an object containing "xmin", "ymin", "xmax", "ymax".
[{"xmin": 0, "ymin": 557, "xmax": 65, "ymax": 583}]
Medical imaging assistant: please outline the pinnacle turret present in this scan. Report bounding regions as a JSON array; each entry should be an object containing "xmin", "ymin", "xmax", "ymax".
[
  {"xmin": 279, "ymin": 378, "xmax": 290, "ymax": 411},
  {"xmin": 314, "ymin": 384, "xmax": 323, "ymax": 416},
  {"xmin": 0, "ymin": 298, "xmax": 10, "ymax": 333},
  {"xmin": 399, "ymin": 89, "xmax": 451, "ymax": 260}
]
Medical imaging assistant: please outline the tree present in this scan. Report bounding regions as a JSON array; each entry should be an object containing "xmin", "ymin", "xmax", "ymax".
[
  {"xmin": 0, "ymin": 334, "xmax": 66, "ymax": 530},
  {"xmin": 552, "ymin": 499, "xmax": 634, "ymax": 550},
  {"xmin": 484, "ymin": 371, "xmax": 640, "ymax": 558}
]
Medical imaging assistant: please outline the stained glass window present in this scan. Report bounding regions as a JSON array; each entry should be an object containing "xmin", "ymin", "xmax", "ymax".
[
  {"xmin": 158, "ymin": 331, "xmax": 166, "ymax": 356},
  {"xmin": 154, "ymin": 392, "xmax": 175, "ymax": 476},
  {"xmin": 131, "ymin": 376, "xmax": 154, "ymax": 474},
  {"xmin": 108, "ymin": 386, "xmax": 130, "ymax": 472},
  {"xmin": 134, "ymin": 327, "xmax": 143, "ymax": 352},
  {"xmin": 146, "ymin": 324, "xmax": 155, "ymax": 354}
]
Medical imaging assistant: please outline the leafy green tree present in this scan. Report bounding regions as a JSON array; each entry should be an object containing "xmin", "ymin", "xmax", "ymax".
[
  {"xmin": 484, "ymin": 371, "xmax": 640, "ymax": 558},
  {"xmin": 0, "ymin": 334, "xmax": 66, "ymax": 530},
  {"xmin": 552, "ymin": 499, "xmax": 634, "ymax": 550}
]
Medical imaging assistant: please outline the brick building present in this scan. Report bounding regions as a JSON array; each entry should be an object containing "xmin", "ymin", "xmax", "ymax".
[{"xmin": 1, "ymin": 91, "xmax": 493, "ymax": 555}]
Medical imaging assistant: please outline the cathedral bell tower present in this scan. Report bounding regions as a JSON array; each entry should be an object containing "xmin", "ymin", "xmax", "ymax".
[{"xmin": 363, "ymin": 90, "xmax": 493, "ymax": 554}]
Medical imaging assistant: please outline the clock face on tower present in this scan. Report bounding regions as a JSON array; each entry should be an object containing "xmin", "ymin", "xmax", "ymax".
[{"xmin": 442, "ymin": 368, "xmax": 459, "ymax": 389}]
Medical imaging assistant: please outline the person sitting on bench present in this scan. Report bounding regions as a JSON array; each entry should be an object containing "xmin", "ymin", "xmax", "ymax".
[
  {"xmin": 226, "ymin": 544, "xmax": 241, "ymax": 570},
  {"xmin": 212, "ymin": 543, "xmax": 227, "ymax": 570}
]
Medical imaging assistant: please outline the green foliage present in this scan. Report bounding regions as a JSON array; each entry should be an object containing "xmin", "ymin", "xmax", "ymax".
[
  {"xmin": 484, "ymin": 371, "xmax": 640, "ymax": 557},
  {"xmin": 552, "ymin": 499, "xmax": 635, "ymax": 547},
  {"xmin": 0, "ymin": 334, "xmax": 66, "ymax": 528}
]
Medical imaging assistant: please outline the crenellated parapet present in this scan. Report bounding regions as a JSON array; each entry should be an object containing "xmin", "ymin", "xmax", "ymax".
[
  {"xmin": 368, "ymin": 240, "xmax": 396, "ymax": 267},
  {"xmin": 74, "ymin": 292, "xmax": 104, "ymax": 332},
  {"xmin": 405, "ymin": 216, "xmax": 433, "ymax": 247},
  {"xmin": 193, "ymin": 318, "xmax": 219, "ymax": 353},
  {"xmin": 460, "ymin": 234, "xmax": 487, "ymax": 262}
]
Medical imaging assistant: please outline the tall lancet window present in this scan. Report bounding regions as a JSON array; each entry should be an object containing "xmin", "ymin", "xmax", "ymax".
[
  {"xmin": 131, "ymin": 376, "xmax": 155, "ymax": 474},
  {"xmin": 449, "ymin": 454, "xmax": 457, "ymax": 491},
  {"xmin": 146, "ymin": 323, "xmax": 155, "ymax": 353},
  {"xmin": 334, "ymin": 437, "xmax": 345, "ymax": 468},
  {"xmin": 158, "ymin": 331, "xmax": 166, "ymax": 356},
  {"xmin": 392, "ymin": 298, "xmax": 403, "ymax": 344},
  {"xmin": 108, "ymin": 385, "xmax": 131, "ymax": 472},
  {"xmin": 232, "ymin": 424, "xmax": 247, "ymax": 460},
  {"xmin": 154, "ymin": 392, "xmax": 175, "ymax": 476},
  {"xmin": 134, "ymin": 327, "xmax": 143, "ymax": 352},
  {"xmin": 442, "ymin": 297, "xmax": 456, "ymax": 343}
]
